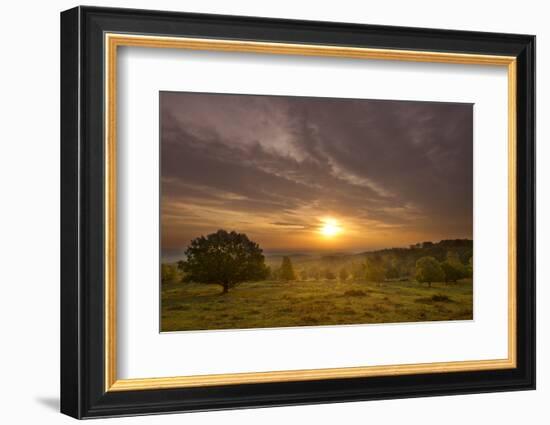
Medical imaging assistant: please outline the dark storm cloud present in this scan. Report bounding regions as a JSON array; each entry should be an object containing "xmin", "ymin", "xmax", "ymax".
[{"xmin": 160, "ymin": 91, "xmax": 472, "ymax": 252}]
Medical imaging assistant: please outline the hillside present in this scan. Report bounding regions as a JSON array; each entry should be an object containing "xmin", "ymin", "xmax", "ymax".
[{"xmin": 265, "ymin": 239, "xmax": 472, "ymax": 280}]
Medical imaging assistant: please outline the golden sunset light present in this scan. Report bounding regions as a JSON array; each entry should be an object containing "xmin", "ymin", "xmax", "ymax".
[
  {"xmin": 159, "ymin": 91, "xmax": 475, "ymax": 333},
  {"xmin": 319, "ymin": 218, "xmax": 342, "ymax": 237},
  {"xmin": 160, "ymin": 92, "xmax": 473, "ymax": 259}
]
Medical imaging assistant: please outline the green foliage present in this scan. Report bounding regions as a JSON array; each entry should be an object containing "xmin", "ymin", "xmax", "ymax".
[
  {"xmin": 176, "ymin": 260, "xmax": 185, "ymax": 272},
  {"xmin": 441, "ymin": 261, "xmax": 465, "ymax": 283},
  {"xmin": 415, "ymin": 256, "xmax": 445, "ymax": 287},
  {"xmin": 280, "ymin": 256, "xmax": 296, "ymax": 281},
  {"xmin": 365, "ymin": 257, "xmax": 386, "ymax": 283},
  {"xmin": 262, "ymin": 240, "xmax": 472, "ymax": 284},
  {"xmin": 161, "ymin": 263, "xmax": 180, "ymax": 283},
  {"xmin": 180, "ymin": 230, "xmax": 268, "ymax": 294},
  {"xmin": 385, "ymin": 265, "xmax": 399, "ymax": 280},
  {"xmin": 441, "ymin": 251, "xmax": 468, "ymax": 283}
]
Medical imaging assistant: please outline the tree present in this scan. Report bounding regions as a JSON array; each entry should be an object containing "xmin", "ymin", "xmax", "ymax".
[
  {"xmin": 441, "ymin": 251, "xmax": 467, "ymax": 283},
  {"xmin": 365, "ymin": 257, "xmax": 385, "ymax": 284},
  {"xmin": 415, "ymin": 256, "xmax": 444, "ymax": 287},
  {"xmin": 385, "ymin": 265, "xmax": 399, "ymax": 280},
  {"xmin": 180, "ymin": 230, "xmax": 268, "ymax": 294},
  {"xmin": 383, "ymin": 254, "xmax": 399, "ymax": 280},
  {"xmin": 176, "ymin": 260, "xmax": 187, "ymax": 282},
  {"xmin": 446, "ymin": 251, "xmax": 461, "ymax": 266},
  {"xmin": 441, "ymin": 261, "xmax": 463, "ymax": 283},
  {"xmin": 279, "ymin": 256, "xmax": 296, "ymax": 281},
  {"xmin": 339, "ymin": 268, "xmax": 349, "ymax": 281}
]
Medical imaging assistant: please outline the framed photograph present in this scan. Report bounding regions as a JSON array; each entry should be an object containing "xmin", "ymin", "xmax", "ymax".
[{"xmin": 60, "ymin": 6, "xmax": 535, "ymax": 419}]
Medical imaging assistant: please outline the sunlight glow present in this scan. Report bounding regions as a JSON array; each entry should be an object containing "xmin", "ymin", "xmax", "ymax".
[{"xmin": 319, "ymin": 218, "xmax": 342, "ymax": 237}]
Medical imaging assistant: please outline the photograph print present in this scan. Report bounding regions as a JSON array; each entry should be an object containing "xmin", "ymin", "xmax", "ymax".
[{"xmin": 160, "ymin": 91, "xmax": 473, "ymax": 332}]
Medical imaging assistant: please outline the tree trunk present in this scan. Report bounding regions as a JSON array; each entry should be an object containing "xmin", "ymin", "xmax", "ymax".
[
  {"xmin": 428, "ymin": 281, "xmax": 432, "ymax": 288},
  {"xmin": 221, "ymin": 283, "xmax": 229, "ymax": 294}
]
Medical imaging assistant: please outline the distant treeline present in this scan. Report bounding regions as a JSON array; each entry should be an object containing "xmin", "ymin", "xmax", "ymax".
[
  {"xmin": 266, "ymin": 239, "xmax": 472, "ymax": 285},
  {"xmin": 162, "ymin": 237, "xmax": 473, "ymax": 291}
]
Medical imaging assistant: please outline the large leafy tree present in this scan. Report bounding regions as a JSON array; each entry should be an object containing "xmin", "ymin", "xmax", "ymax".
[
  {"xmin": 415, "ymin": 256, "xmax": 444, "ymax": 287},
  {"xmin": 180, "ymin": 230, "xmax": 268, "ymax": 294}
]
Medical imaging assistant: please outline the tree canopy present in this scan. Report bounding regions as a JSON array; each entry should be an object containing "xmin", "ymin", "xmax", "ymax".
[
  {"xmin": 441, "ymin": 251, "xmax": 467, "ymax": 283},
  {"xmin": 441, "ymin": 261, "xmax": 464, "ymax": 283},
  {"xmin": 364, "ymin": 257, "xmax": 386, "ymax": 283},
  {"xmin": 415, "ymin": 256, "xmax": 445, "ymax": 287},
  {"xmin": 179, "ymin": 230, "xmax": 268, "ymax": 294}
]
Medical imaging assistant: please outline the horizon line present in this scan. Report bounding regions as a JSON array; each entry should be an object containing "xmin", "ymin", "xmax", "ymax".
[{"xmin": 162, "ymin": 238, "xmax": 473, "ymax": 261}]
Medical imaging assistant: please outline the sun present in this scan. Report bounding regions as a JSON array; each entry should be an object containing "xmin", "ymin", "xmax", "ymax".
[{"xmin": 319, "ymin": 218, "xmax": 342, "ymax": 237}]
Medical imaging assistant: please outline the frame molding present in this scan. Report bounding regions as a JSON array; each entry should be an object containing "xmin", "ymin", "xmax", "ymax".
[
  {"xmin": 61, "ymin": 6, "xmax": 535, "ymax": 419},
  {"xmin": 104, "ymin": 33, "xmax": 518, "ymax": 392}
]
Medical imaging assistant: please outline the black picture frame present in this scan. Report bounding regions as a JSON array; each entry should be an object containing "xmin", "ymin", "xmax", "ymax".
[{"xmin": 61, "ymin": 5, "xmax": 535, "ymax": 419}]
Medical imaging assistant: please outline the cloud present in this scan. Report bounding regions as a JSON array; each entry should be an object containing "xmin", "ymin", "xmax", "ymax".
[{"xmin": 160, "ymin": 92, "xmax": 472, "ymax": 252}]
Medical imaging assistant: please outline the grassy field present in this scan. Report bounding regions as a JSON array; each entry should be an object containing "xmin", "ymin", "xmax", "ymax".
[{"xmin": 161, "ymin": 279, "xmax": 473, "ymax": 332}]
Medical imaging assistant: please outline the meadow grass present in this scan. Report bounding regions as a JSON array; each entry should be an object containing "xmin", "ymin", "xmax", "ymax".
[{"xmin": 161, "ymin": 278, "xmax": 473, "ymax": 332}]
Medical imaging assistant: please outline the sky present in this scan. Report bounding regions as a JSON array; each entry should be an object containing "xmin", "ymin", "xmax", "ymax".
[{"xmin": 160, "ymin": 91, "xmax": 472, "ymax": 258}]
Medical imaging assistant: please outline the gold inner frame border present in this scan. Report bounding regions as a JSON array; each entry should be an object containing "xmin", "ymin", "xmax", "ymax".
[{"xmin": 104, "ymin": 33, "xmax": 517, "ymax": 392}]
